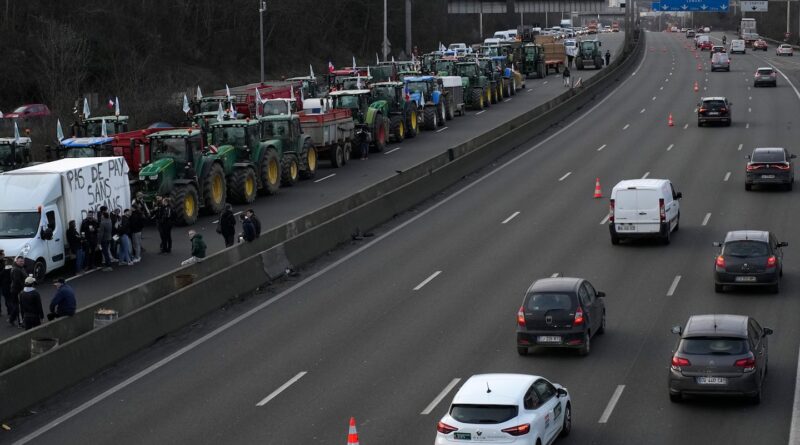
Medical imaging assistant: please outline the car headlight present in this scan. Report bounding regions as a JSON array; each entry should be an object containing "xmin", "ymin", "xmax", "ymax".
[{"xmin": 19, "ymin": 243, "xmax": 31, "ymax": 257}]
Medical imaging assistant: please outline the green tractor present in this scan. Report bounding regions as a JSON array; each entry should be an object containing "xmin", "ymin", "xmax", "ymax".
[
  {"xmin": 208, "ymin": 119, "xmax": 276, "ymax": 204},
  {"xmin": 257, "ymin": 113, "xmax": 318, "ymax": 183},
  {"xmin": 456, "ymin": 61, "xmax": 489, "ymax": 111},
  {"xmin": 521, "ymin": 43, "xmax": 547, "ymax": 79},
  {"xmin": 370, "ymin": 81, "xmax": 419, "ymax": 142},
  {"xmin": 329, "ymin": 89, "xmax": 389, "ymax": 154},
  {"xmin": 575, "ymin": 40, "xmax": 604, "ymax": 70},
  {"xmin": 73, "ymin": 115, "xmax": 129, "ymax": 137},
  {"xmin": 433, "ymin": 58, "xmax": 459, "ymax": 76},
  {"xmin": 139, "ymin": 128, "xmax": 231, "ymax": 225},
  {"xmin": 0, "ymin": 136, "xmax": 34, "ymax": 172},
  {"xmin": 478, "ymin": 57, "xmax": 504, "ymax": 104}
]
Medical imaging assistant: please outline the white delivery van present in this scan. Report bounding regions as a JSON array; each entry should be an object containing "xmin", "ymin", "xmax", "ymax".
[
  {"xmin": 0, "ymin": 157, "xmax": 131, "ymax": 279},
  {"xmin": 492, "ymin": 31, "xmax": 512, "ymax": 42},
  {"xmin": 730, "ymin": 39, "xmax": 746, "ymax": 54},
  {"xmin": 609, "ymin": 179, "xmax": 682, "ymax": 245}
]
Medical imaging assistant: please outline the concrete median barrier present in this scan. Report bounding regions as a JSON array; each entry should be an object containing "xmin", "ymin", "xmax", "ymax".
[{"xmin": 0, "ymin": 32, "xmax": 644, "ymax": 422}]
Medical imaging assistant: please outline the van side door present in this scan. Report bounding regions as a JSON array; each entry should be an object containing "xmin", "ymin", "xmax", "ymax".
[{"xmin": 43, "ymin": 207, "xmax": 66, "ymax": 271}]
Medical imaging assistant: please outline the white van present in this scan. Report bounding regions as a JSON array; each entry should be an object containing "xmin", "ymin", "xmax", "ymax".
[
  {"xmin": 483, "ymin": 37, "xmax": 502, "ymax": 46},
  {"xmin": 609, "ymin": 179, "xmax": 682, "ymax": 245},
  {"xmin": 730, "ymin": 39, "xmax": 746, "ymax": 54},
  {"xmin": 492, "ymin": 31, "xmax": 512, "ymax": 41}
]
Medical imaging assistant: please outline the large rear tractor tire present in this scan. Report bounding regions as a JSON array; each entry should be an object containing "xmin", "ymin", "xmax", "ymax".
[
  {"xmin": 423, "ymin": 105, "xmax": 438, "ymax": 130},
  {"xmin": 405, "ymin": 106, "xmax": 418, "ymax": 138},
  {"xmin": 202, "ymin": 163, "xmax": 226, "ymax": 215},
  {"xmin": 331, "ymin": 144, "xmax": 345, "ymax": 168},
  {"xmin": 537, "ymin": 61, "xmax": 545, "ymax": 78},
  {"xmin": 229, "ymin": 167, "xmax": 257, "ymax": 204},
  {"xmin": 445, "ymin": 99, "xmax": 454, "ymax": 120},
  {"xmin": 437, "ymin": 102, "xmax": 446, "ymax": 126},
  {"xmin": 281, "ymin": 154, "xmax": 299, "ymax": 186},
  {"xmin": 471, "ymin": 88, "xmax": 484, "ymax": 110},
  {"xmin": 493, "ymin": 83, "xmax": 501, "ymax": 103},
  {"xmin": 372, "ymin": 114, "xmax": 387, "ymax": 152},
  {"xmin": 390, "ymin": 115, "xmax": 405, "ymax": 142},
  {"xmin": 485, "ymin": 87, "xmax": 492, "ymax": 107},
  {"xmin": 594, "ymin": 56, "xmax": 603, "ymax": 69},
  {"xmin": 299, "ymin": 141, "xmax": 317, "ymax": 180},
  {"xmin": 172, "ymin": 184, "xmax": 200, "ymax": 226},
  {"xmin": 258, "ymin": 149, "xmax": 281, "ymax": 196}
]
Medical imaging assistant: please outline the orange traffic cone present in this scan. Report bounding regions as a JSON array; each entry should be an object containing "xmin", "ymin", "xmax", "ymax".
[
  {"xmin": 693, "ymin": 81, "xmax": 699, "ymax": 92},
  {"xmin": 593, "ymin": 178, "xmax": 602, "ymax": 199},
  {"xmin": 347, "ymin": 417, "xmax": 360, "ymax": 445},
  {"xmin": 697, "ymin": 63, "xmax": 702, "ymax": 70},
  {"xmin": 668, "ymin": 113, "xmax": 674, "ymax": 127}
]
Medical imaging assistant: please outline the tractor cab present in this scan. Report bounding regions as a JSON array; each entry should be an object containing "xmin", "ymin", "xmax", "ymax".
[
  {"xmin": 74, "ymin": 116, "xmax": 129, "ymax": 137},
  {"xmin": 261, "ymin": 98, "xmax": 299, "ymax": 116},
  {"xmin": 209, "ymin": 120, "xmax": 261, "ymax": 152},
  {"xmin": 0, "ymin": 137, "xmax": 32, "ymax": 172},
  {"xmin": 339, "ymin": 76, "xmax": 373, "ymax": 91},
  {"xmin": 370, "ymin": 82, "xmax": 404, "ymax": 106},
  {"xmin": 284, "ymin": 76, "xmax": 322, "ymax": 98},
  {"xmin": 144, "ymin": 129, "xmax": 203, "ymax": 179},
  {"xmin": 579, "ymin": 40, "xmax": 602, "ymax": 57},
  {"xmin": 481, "ymin": 45, "xmax": 502, "ymax": 57},
  {"xmin": 368, "ymin": 65, "xmax": 396, "ymax": 82},
  {"xmin": 194, "ymin": 96, "xmax": 235, "ymax": 114},
  {"xmin": 329, "ymin": 90, "xmax": 372, "ymax": 124},
  {"xmin": 434, "ymin": 58, "xmax": 459, "ymax": 76},
  {"xmin": 56, "ymin": 136, "xmax": 115, "ymax": 159}
]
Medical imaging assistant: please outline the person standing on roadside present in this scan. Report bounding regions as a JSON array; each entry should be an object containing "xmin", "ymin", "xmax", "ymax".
[
  {"xmin": 8, "ymin": 256, "xmax": 26, "ymax": 327},
  {"xmin": 117, "ymin": 209, "xmax": 133, "ymax": 266},
  {"xmin": 604, "ymin": 50, "xmax": 611, "ymax": 66},
  {"xmin": 80, "ymin": 210, "xmax": 99, "ymax": 270},
  {"xmin": 241, "ymin": 213, "xmax": 257, "ymax": 243},
  {"xmin": 130, "ymin": 205, "xmax": 145, "ymax": 262},
  {"xmin": 110, "ymin": 208, "xmax": 121, "ymax": 260},
  {"xmin": 155, "ymin": 197, "xmax": 174, "ymax": 254},
  {"xmin": 0, "ymin": 251, "xmax": 7, "ymax": 318},
  {"xmin": 48, "ymin": 278, "xmax": 76, "ymax": 320},
  {"xmin": 562, "ymin": 66, "xmax": 571, "ymax": 87},
  {"xmin": 19, "ymin": 276, "xmax": 44, "ymax": 330},
  {"xmin": 66, "ymin": 220, "xmax": 84, "ymax": 274},
  {"xmin": 245, "ymin": 209, "xmax": 261, "ymax": 238},
  {"xmin": 218, "ymin": 204, "xmax": 237, "ymax": 247},
  {"xmin": 98, "ymin": 210, "xmax": 114, "ymax": 271}
]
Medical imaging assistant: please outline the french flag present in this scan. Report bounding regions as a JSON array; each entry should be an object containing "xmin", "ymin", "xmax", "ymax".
[
  {"xmin": 107, "ymin": 97, "xmax": 115, "ymax": 109},
  {"xmin": 328, "ymin": 61, "xmax": 335, "ymax": 73}
]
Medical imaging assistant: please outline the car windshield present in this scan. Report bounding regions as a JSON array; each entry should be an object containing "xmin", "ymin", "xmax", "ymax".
[
  {"xmin": 679, "ymin": 337, "xmax": 748, "ymax": 355},
  {"xmin": 757, "ymin": 69, "xmax": 773, "ymax": 75},
  {"xmin": 85, "ymin": 120, "xmax": 119, "ymax": 137},
  {"xmin": 152, "ymin": 137, "xmax": 187, "ymax": 160},
  {"xmin": 525, "ymin": 293, "xmax": 574, "ymax": 311},
  {"xmin": 12, "ymin": 106, "xmax": 28, "ymax": 113},
  {"xmin": 723, "ymin": 240, "xmax": 769, "ymax": 257},
  {"xmin": 580, "ymin": 41, "xmax": 596, "ymax": 50},
  {"xmin": 0, "ymin": 212, "xmax": 40, "ymax": 238},
  {"xmin": 752, "ymin": 150, "xmax": 784, "ymax": 162},
  {"xmin": 406, "ymin": 81, "xmax": 428, "ymax": 94},
  {"xmin": 211, "ymin": 126, "xmax": 246, "ymax": 147},
  {"xmin": 335, "ymin": 95, "xmax": 361, "ymax": 109},
  {"xmin": 371, "ymin": 86, "xmax": 395, "ymax": 102},
  {"xmin": 450, "ymin": 404, "xmax": 518, "ymax": 424},
  {"xmin": 263, "ymin": 101, "xmax": 291, "ymax": 116}
]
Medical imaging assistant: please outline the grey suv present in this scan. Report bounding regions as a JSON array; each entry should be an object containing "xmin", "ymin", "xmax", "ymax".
[{"xmin": 668, "ymin": 314, "xmax": 772, "ymax": 403}]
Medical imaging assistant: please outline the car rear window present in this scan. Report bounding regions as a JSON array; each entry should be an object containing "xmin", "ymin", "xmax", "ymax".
[
  {"xmin": 525, "ymin": 293, "xmax": 574, "ymax": 311},
  {"xmin": 679, "ymin": 337, "xmax": 748, "ymax": 355},
  {"xmin": 450, "ymin": 404, "xmax": 518, "ymax": 424},
  {"xmin": 752, "ymin": 150, "xmax": 784, "ymax": 162},
  {"xmin": 723, "ymin": 240, "xmax": 769, "ymax": 257},
  {"xmin": 702, "ymin": 100, "xmax": 726, "ymax": 109},
  {"xmin": 757, "ymin": 69, "xmax": 774, "ymax": 75}
]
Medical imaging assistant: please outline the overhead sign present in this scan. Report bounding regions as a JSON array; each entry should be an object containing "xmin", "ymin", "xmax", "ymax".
[
  {"xmin": 741, "ymin": 1, "xmax": 768, "ymax": 11},
  {"xmin": 656, "ymin": 0, "xmax": 729, "ymax": 11},
  {"xmin": 652, "ymin": 1, "xmax": 660, "ymax": 8}
]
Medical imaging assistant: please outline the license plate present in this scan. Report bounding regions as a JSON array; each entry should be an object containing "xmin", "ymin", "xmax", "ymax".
[
  {"xmin": 762, "ymin": 175, "xmax": 775, "ymax": 179},
  {"xmin": 537, "ymin": 336, "xmax": 562, "ymax": 343},
  {"xmin": 708, "ymin": 112, "xmax": 719, "ymax": 115},
  {"xmin": 453, "ymin": 432, "xmax": 471, "ymax": 440},
  {"xmin": 736, "ymin": 276, "xmax": 757, "ymax": 282},
  {"xmin": 697, "ymin": 376, "xmax": 727, "ymax": 385},
  {"xmin": 616, "ymin": 224, "xmax": 636, "ymax": 231}
]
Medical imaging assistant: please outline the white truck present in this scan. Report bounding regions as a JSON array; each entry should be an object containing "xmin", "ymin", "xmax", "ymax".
[{"xmin": 0, "ymin": 157, "xmax": 131, "ymax": 279}]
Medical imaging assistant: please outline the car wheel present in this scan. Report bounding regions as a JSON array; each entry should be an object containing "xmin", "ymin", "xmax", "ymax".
[
  {"xmin": 770, "ymin": 281, "xmax": 780, "ymax": 294},
  {"xmin": 663, "ymin": 227, "xmax": 671, "ymax": 245},
  {"xmin": 715, "ymin": 283, "xmax": 724, "ymax": 293},
  {"xmin": 517, "ymin": 346, "xmax": 529, "ymax": 356},
  {"xmin": 610, "ymin": 233, "xmax": 620, "ymax": 245},
  {"xmin": 670, "ymin": 392, "xmax": 682, "ymax": 403},
  {"xmin": 560, "ymin": 403, "xmax": 572, "ymax": 437},
  {"xmin": 750, "ymin": 387, "xmax": 762, "ymax": 405},
  {"xmin": 745, "ymin": 183, "xmax": 752, "ymax": 191},
  {"xmin": 597, "ymin": 311, "xmax": 606, "ymax": 335},
  {"xmin": 578, "ymin": 333, "xmax": 591, "ymax": 356}
]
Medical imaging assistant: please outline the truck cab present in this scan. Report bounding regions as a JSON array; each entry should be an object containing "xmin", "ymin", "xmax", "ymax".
[
  {"xmin": 0, "ymin": 137, "xmax": 33, "ymax": 172},
  {"xmin": 56, "ymin": 136, "xmax": 116, "ymax": 159}
]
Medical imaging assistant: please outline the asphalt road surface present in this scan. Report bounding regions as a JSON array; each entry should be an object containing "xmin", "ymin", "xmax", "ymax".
[
  {"xmin": 0, "ymin": 33, "xmax": 625, "ymax": 340},
  {"xmin": 5, "ymin": 30, "xmax": 800, "ymax": 445}
]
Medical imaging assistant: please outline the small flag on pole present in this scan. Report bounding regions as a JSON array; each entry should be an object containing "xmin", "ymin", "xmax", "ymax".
[
  {"xmin": 196, "ymin": 85, "xmax": 203, "ymax": 100},
  {"xmin": 182, "ymin": 94, "xmax": 191, "ymax": 114},
  {"xmin": 352, "ymin": 56, "xmax": 356, "ymax": 70},
  {"xmin": 56, "ymin": 119, "xmax": 65, "ymax": 141},
  {"xmin": 114, "ymin": 96, "xmax": 120, "ymax": 116},
  {"xmin": 376, "ymin": 53, "xmax": 380, "ymax": 64},
  {"xmin": 226, "ymin": 84, "xmax": 232, "ymax": 101},
  {"xmin": 107, "ymin": 97, "xmax": 114, "ymax": 109},
  {"xmin": 328, "ymin": 61, "xmax": 335, "ymax": 73},
  {"xmin": 310, "ymin": 64, "xmax": 315, "ymax": 79},
  {"xmin": 216, "ymin": 102, "xmax": 224, "ymax": 121},
  {"xmin": 255, "ymin": 88, "xmax": 263, "ymax": 116},
  {"xmin": 13, "ymin": 121, "xmax": 20, "ymax": 143},
  {"xmin": 100, "ymin": 118, "xmax": 108, "ymax": 138},
  {"xmin": 83, "ymin": 98, "xmax": 91, "ymax": 118}
]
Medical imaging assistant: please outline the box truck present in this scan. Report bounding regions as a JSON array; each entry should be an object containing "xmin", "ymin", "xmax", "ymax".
[{"xmin": 0, "ymin": 157, "xmax": 131, "ymax": 279}]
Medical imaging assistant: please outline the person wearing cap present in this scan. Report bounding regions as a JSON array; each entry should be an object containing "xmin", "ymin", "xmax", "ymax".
[
  {"xmin": 19, "ymin": 276, "xmax": 44, "ymax": 330},
  {"xmin": 8, "ymin": 256, "xmax": 26, "ymax": 327},
  {"xmin": 48, "ymin": 278, "xmax": 76, "ymax": 320}
]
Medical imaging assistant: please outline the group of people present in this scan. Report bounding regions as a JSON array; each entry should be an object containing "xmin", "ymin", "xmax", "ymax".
[
  {"xmin": 0, "ymin": 253, "xmax": 76, "ymax": 330},
  {"xmin": 216, "ymin": 205, "xmax": 262, "ymax": 247},
  {"xmin": 68, "ymin": 201, "xmax": 148, "ymax": 274}
]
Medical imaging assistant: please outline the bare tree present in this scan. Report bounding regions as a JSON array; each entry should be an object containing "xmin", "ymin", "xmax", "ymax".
[{"xmin": 34, "ymin": 19, "xmax": 90, "ymax": 117}]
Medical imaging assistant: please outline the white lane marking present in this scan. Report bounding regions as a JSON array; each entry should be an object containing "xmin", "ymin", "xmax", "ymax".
[
  {"xmin": 421, "ymin": 378, "xmax": 461, "ymax": 415},
  {"xmin": 598, "ymin": 385, "xmax": 626, "ymax": 424},
  {"xmin": 527, "ymin": 88, "xmax": 533, "ymax": 92},
  {"xmin": 623, "ymin": 124, "xmax": 630, "ymax": 130},
  {"xmin": 660, "ymin": 86, "xmax": 664, "ymax": 90},
  {"xmin": 641, "ymin": 171, "xmax": 650, "ymax": 179},
  {"xmin": 65, "ymin": 268, "xmax": 98, "ymax": 282},
  {"xmin": 667, "ymin": 275, "xmax": 682, "ymax": 297},
  {"xmin": 667, "ymin": 144, "xmax": 674, "ymax": 151},
  {"xmin": 652, "ymin": 96, "xmax": 657, "ymax": 101},
  {"xmin": 551, "ymin": 273, "xmax": 561, "ymax": 278},
  {"xmin": 504, "ymin": 98, "xmax": 512, "ymax": 103},
  {"xmin": 703, "ymin": 86, "xmax": 707, "ymax": 91},
  {"xmin": 502, "ymin": 211, "xmax": 521, "ymax": 224},
  {"xmin": 436, "ymin": 126, "xmax": 449, "ymax": 133},
  {"xmin": 543, "ymin": 81, "xmax": 549, "ymax": 85},
  {"xmin": 314, "ymin": 173, "xmax": 336, "ymax": 183},
  {"xmin": 384, "ymin": 146, "xmax": 402, "ymax": 155},
  {"xmin": 476, "ymin": 110, "xmax": 487, "ymax": 115},
  {"xmin": 746, "ymin": 123, "xmax": 750, "ymax": 129},
  {"xmin": 683, "ymin": 123, "xmax": 688, "ymax": 129},
  {"xmin": 597, "ymin": 144, "xmax": 607, "ymax": 151},
  {"xmin": 738, "ymin": 143, "xmax": 743, "ymax": 151},
  {"xmin": 748, "ymin": 107, "xmax": 752, "ymax": 113},
  {"xmin": 665, "ymin": 78, "xmax": 669, "ymax": 82},
  {"xmin": 749, "ymin": 96, "xmax": 752, "ymax": 100},
  {"xmin": 748, "ymin": 86, "xmax": 751, "ymax": 90},
  {"xmin": 702, "ymin": 213, "xmax": 711, "ymax": 226},
  {"xmin": 256, "ymin": 372, "xmax": 307, "ymax": 407},
  {"xmin": 640, "ymin": 108, "xmax": 646, "ymax": 114},
  {"xmin": 600, "ymin": 213, "xmax": 610, "ymax": 225},
  {"xmin": 559, "ymin": 172, "xmax": 572, "ymax": 181},
  {"xmin": 11, "ymin": 31, "xmax": 653, "ymax": 445},
  {"xmin": 788, "ymin": 345, "xmax": 800, "ymax": 443},
  {"xmin": 724, "ymin": 172, "xmax": 731, "ymax": 181},
  {"xmin": 414, "ymin": 271, "xmax": 442, "ymax": 291}
]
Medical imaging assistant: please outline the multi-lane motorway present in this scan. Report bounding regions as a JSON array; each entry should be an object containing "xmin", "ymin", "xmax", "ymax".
[{"xmin": 5, "ymin": 30, "xmax": 800, "ymax": 444}]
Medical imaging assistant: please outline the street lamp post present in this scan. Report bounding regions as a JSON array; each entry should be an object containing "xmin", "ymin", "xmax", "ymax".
[
  {"xmin": 383, "ymin": 0, "xmax": 389, "ymax": 61},
  {"xmin": 259, "ymin": 0, "xmax": 266, "ymax": 83}
]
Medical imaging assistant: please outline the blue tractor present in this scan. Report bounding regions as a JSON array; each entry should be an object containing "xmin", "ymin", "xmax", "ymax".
[{"xmin": 403, "ymin": 76, "xmax": 447, "ymax": 131}]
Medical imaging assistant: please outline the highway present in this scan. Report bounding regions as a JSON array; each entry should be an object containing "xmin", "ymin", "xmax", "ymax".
[
  {"xmin": 0, "ymin": 33, "xmax": 626, "ymax": 341},
  {"xmin": 4, "ymin": 30, "xmax": 800, "ymax": 445}
]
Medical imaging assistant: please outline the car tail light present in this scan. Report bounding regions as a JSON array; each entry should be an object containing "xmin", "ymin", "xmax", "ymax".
[
  {"xmin": 734, "ymin": 355, "xmax": 756, "ymax": 372},
  {"xmin": 437, "ymin": 421, "xmax": 458, "ymax": 434},
  {"xmin": 771, "ymin": 73, "xmax": 777, "ymax": 77},
  {"xmin": 609, "ymin": 199, "xmax": 615, "ymax": 223},
  {"xmin": 671, "ymin": 356, "xmax": 690, "ymax": 370},
  {"xmin": 573, "ymin": 306, "xmax": 584, "ymax": 326},
  {"xmin": 698, "ymin": 107, "xmax": 707, "ymax": 113},
  {"xmin": 715, "ymin": 255, "xmax": 726, "ymax": 270},
  {"xmin": 719, "ymin": 108, "xmax": 727, "ymax": 113},
  {"xmin": 766, "ymin": 255, "xmax": 777, "ymax": 268},
  {"xmin": 747, "ymin": 164, "xmax": 764, "ymax": 171},
  {"xmin": 659, "ymin": 198, "xmax": 666, "ymax": 223},
  {"xmin": 775, "ymin": 162, "xmax": 791, "ymax": 170},
  {"xmin": 517, "ymin": 305, "xmax": 526, "ymax": 328},
  {"xmin": 501, "ymin": 424, "xmax": 531, "ymax": 436}
]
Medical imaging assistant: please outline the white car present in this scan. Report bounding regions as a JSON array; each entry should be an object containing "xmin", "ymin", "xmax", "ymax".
[
  {"xmin": 435, "ymin": 374, "xmax": 571, "ymax": 445},
  {"xmin": 777, "ymin": 44, "xmax": 794, "ymax": 56},
  {"xmin": 609, "ymin": 179, "xmax": 682, "ymax": 245}
]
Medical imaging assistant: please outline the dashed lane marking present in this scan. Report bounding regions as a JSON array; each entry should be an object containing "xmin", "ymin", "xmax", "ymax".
[
  {"xmin": 724, "ymin": 172, "xmax": 731, "ymax": 181},
  {"xmin": 256, "ymin": 372, "xmax": 307, "ymax": 407},
  {"xmin": 600, "ymin": 213, "xmax": 610, "ymax": 225},
  {"xmin": 384, "ymin": 146, "xmax": 402, "ymax": 155},
  {"xmin": 414, "ymin": 271, "xmax": 442, "ymax": 291},
  {"xmin": 502, "ymin": 211, "xmax": 520, "ymax": 224},
  {"xmin": 642, "ymin": 171, "xmax": 650, "ymax": 179},
  {"xmin": 421, "ymin": 378, "xmax": 461, "ymax": 415},
  {"xmin": 667, "ymin": 144, "xmax": 674, "ymax": 151},
  {"xmin": 598, "ymin": 385, "xmax": 626, "ymax": 424},
  {"xmin": 738, "ymin": 143, "xmax": 743, "ymax": 151},
  {"xmin": 623, "ymin": 124, "xmax": 630, "ymax": 130},
  {"xmin": 597, "ymin": 144, "xmax": 607, "ymax": 151},
  {"xmin": 667, "ymin": 275, "xmax": 682, "ymax": 297},
  {"xmin": 559, "ymin": 172, "xmax": 572, "ymax": 181},
  {"xmin": 702, "ymin": 213, "xmax": 711, "ymax": 226},
  {"xmin": 436, "ymin": 126, "xmax": 449, "ymax": 133},
  {"xmin": 476, "ymin": 110, "xmax": 486, "ymax": 115},
  {"xmin": 314, "ymin": 173, "xmax": 336, "ymax": 183}
]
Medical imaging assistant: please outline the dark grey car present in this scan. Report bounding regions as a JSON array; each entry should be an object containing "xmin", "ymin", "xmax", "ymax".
[
  {"xmin": 714, "ymin": 230, "xmax": 786, "ymax": 293},
  {"xmin": 516, "ymin": 277, "xmax": 606, "ymax": 356},
  {"xmin": 745, "ymin": 147, "xmax": 795, "ymax": 191},
  {"xmin": 668, "ymin": 314, "xmax": 772, "ymax": 403}
]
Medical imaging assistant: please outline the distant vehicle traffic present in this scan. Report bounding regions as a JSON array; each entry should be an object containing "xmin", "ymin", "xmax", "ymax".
[
  {"xmin": 609, "ymin": 179, "xmax": 682, "ymax": 245},
  {"xmin": 753, "ymin": 39, "xmax": 768, "ymax": 50},
  {"xmin": 745, "ymin": 147, "xmax": 795, "ymax": 191},
  {"xmin": 776, "ymin": 44, "xmax": 794, "ymax": 56},
  {"xmin": 2, "ymin": 104, "xmax": 51, "ymax": 120}
]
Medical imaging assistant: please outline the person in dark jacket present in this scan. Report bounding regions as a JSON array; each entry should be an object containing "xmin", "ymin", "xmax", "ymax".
[
  {"xmin": 189, "ymin": 230, "xmax": 206, "ymax": 259},
  {"xmin": 48, "ymin": 278, "xmax": 76, "ymax": 320},
  {"xmin": 0, "ymin": 251, "xmax": 7, "ymax": 317},
  {"xmin": 117, "ymin": 209, "xmax": 133, "ymax": 265},
  {"xmin": 154, "ymin": 197, "xmax": 174, "ymax": 254},
  {"xmin": 218, "ymin": 204, "xmax": 237, "ymax": 247},
  {"xmin": 19, "ymin": 276, "xmax": 44, "ymax": 330},
  {"xmin": 80, "ymin": 210, "xmax": 100, "ymax": 270},
  {"xmin": 110, "ymin": 208, "xmax": 121, "ymax": 260},
  {"xmin": 98, "ymin": 211, "xmax": 114, "ymax": 270},
  {"xmin": 246, "ymin": 209, "xmax": 261, "ymax": 238},
  {"xmin": 241, "ymin": 214, "xmax": 257, "ymax": 242},
  {"xmin": 129, "ymin": 206, "xmax": 145, "ymax": 262},
  {"xmin": 8, "ymin": 256, "xmax": 27, "ymax": 326},
  {"xmin": 66, "ymin": 220, "xmax": 84, "ymax": 274},
  {"xmin": 604, "ymin": 50, "xmax": 611, "ymax": 66}
]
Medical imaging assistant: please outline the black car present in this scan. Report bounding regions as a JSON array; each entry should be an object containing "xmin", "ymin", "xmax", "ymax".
[
  {"xmin": 668, "ymin": 314, "xmax": 772, "ymax": 403},
  {"xmin": 746, "ymin": 147, "xmax": 795, "ymax": 191},
  {"xmin": 713, "ymin": 230, "xmax": 787, "ymax": 293},
  {"xmin": 516, "ymin": 277, "xmax": 606, "ymax": 356},
  {"xmin": 754, "ymin": 67, "xmax": 777, "ymax": 87},
  {"xmin": 697, "ymin": 97, "xmax": 732, "ymax": 126}
]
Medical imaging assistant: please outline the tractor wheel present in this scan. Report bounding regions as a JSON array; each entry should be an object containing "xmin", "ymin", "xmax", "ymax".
[
  {"xmin": 202, "ymin": 163, "xmax": 226, "ymax": 215},
  {"xmin": 494, "ymin": 83, "xmax": 502, "ymax": 102},
  {"xmin": 594, "ymin": 56, "xmax": 603, "ymax": 69},
  {"xmin": 405, "ymin": 106, "xmax": 418, "ymax": 138},
  {"xmin": 576, "ymin": 58, "xmax": 584, "ymax": 70},
  {"xmin": 342, "ymin": 142, "xmax": 352, "ymax": 164},
  {"xmin": 258, "ymin": 148, "xmax": 281, "ymax": 195},
  {"xmin": 471, "ymin": 88, "xmax": 484, "ymax": 110},
  {"xmin": 511, "ymin": 79, "xmax": 517, "ymax": 95},
  {"xmin": 281, "ymin": 154, "xmax": 299, "ymax": 186},
  {"xmin": 445, "ymin": 98, "xmax": 454, "ymax": 120},
  {"xmin": 229, "ymin": 167, "xmax": 257, "ymax": 204},
  {"xmin": 485, "ymin": 87, "xmax": 492, "ymax": 107},
  {"xmin": 537, "ymin": 61, "xmax": 545, "ymax": 78},
  {"xmin": 423, "ymin": 105, "xmax": 438, "ymax": 130},
  {"xmin": 172, "ymin": 184, "xmax": 199, "ymax": 226},
  {"xmin": 390, "ymin": 115, "xmax": 405, "ymax": 142},
  {"xmin": 299, "ymin": 140, "xmax": 317, "ymax": 180},
  {"xmin": 372, "ymin": 114, "xmax": 387, "ymax": 152},
  {"xmin": 437, "ymin": 102, "xmax": 446, "ymax": 126},
  {"xmin": 506, "ymin": 79, "xmax": 512, "ymax": 98},
  {"xmin": 331, "ymin": 144, "xmax": 345, "ymax": 168}
]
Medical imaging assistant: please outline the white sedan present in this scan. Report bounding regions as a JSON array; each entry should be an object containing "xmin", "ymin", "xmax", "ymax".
[
  {"xmin": 435, "ymin": 374, "xmax": 571, "ymax": 444},
  {"xmin": 777, "ymin": 44, "xmax": 794, "ymax": 56}
]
